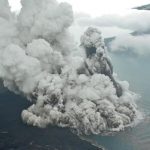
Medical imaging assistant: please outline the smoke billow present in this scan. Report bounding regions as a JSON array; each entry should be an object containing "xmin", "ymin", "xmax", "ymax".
[
  {"xmin": 0, "ymin": 0, "xmax": 139, "ymax": 135},
  {"xmin": 73, "ymin": 10, "xmax": 150, "ymax": 56}
]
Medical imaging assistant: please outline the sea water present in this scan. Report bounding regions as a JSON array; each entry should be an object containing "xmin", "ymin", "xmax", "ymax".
[
  {"xmin": 0, "ymin": 91, "xmax": 102, "ymax": 150},
  {"xmin": 0, "ymin": 52, "xmax": 150, "ymax": 150},
  {"xmin": 87, "ymin": 53, "xmax": 150, "ymax": 150}
]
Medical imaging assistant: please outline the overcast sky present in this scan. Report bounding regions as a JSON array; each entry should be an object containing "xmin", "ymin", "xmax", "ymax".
[{"xmin": 8, "ymin": 0, "xmax": 150, "ymax": 16}]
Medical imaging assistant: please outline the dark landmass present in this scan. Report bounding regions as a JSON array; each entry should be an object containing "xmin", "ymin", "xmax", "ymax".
[
  {"xmin": 0, "ymin": 91, "xmax": 102, "ymax": 150},
  {"xmin": 104, "ymin": 37, "xmax": 116, "ymax": 47},
  {"xmin": 131, "ymin": 30, "xmax": 150, "ymax": 36},
  {"xmin": 134, "ymin": 4, "xmax": 150, "ymax": 10}
]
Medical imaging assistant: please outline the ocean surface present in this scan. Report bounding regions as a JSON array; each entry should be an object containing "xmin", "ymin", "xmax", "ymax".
[
  {"xmin": 0, "ymin": 91, "xmax": 103, "ymax": 150},
  {"xmin": 85, "ymin": 53, "xmax": 150, "ymax": 150},
  {"xmin": 0, "ymin": 53, "xmax": 150, "ymax": 150}
]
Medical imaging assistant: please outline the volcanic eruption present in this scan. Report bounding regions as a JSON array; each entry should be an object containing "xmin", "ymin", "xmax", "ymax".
[{"xmin": 0, "ymin": 0, "xmax": 138, "ymax": 135}]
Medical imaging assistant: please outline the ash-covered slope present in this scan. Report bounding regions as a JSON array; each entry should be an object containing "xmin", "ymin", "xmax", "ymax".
[{"xmin": 0, "ymin": 0, "xmax": 139, "ymax": 135}]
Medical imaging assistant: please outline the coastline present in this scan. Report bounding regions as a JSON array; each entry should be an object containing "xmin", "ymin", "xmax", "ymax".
[{"xmin": 0, "ymin": 91, "xmax": 103, "ymax": 150}]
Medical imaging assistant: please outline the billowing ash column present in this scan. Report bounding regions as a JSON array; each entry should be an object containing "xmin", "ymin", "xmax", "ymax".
[
  {"xmin": 20, "ymin": 25, "xmax": 138, "ymax": 134},
  {"xmin": 80, "ymin": 27, "xmax": 123, "ymax": 97},
  {"xmin": 0, "ymin": 0, "xmax": 139, "ymax": 135}
]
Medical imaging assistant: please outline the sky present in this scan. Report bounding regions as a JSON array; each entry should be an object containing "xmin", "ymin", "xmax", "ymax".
[
  {"xmin": 8, "ymin": 0, "xmax": 150, "ymax": 56},
  {"xmin": 8, "ymin": 0, "xmax": 150, "ymax": 16}
]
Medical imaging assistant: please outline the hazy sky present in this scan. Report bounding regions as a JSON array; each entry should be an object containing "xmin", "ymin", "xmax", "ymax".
[{"xmin": 8, "ymin": 0, "xmax": 150, "ymax": 16}]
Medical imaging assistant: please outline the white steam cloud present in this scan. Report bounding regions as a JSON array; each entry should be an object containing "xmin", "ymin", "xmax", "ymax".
[
  {"xmin": 75, "ymin": 11, "xmax": 150, "ymax": 33},
  {"xmin": 0, "ymin": 0, "xmax": 139, "ymax": 135},
  {"xmin": 73, "ymin": 10, "xmax": 150, "ymax": 56},
  {"xmin": 110, "ymin": 34, "xmax": 150, "ymax": 56}
]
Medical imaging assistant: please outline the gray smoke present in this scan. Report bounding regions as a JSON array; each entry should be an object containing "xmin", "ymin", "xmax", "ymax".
[
  {"xmin": 0, "ymin": 0, "xmax": 139, "ymax": 135},
  {"xmin": 72, "ymin": 10, "xmax": 150, "ymax": 56}
]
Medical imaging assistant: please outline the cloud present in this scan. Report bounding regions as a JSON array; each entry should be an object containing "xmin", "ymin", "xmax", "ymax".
[
  {"xmin": 0, "ymin": 0, "xmax": 139, "ymax": 135},
  {"xmin": 18, "ymin": 0, "xmax": 73, "ymax": 47},
  {"xmin": 70, "ymin": 10, "xmax": 150, "ymax": 57},
  {"xmin": 69, "ymin": 10, "xmax": 150, "ymax": 47},
  {"xmin": 1, "ymin": 44, "xmax": 41, "ymax": 93},
  {"xmin": 110, "ymin": 34, "xmax": 150, "ymax": 56},
  {"xmin": 75, "ymin": 10, "xmax": 150, "ymax": 32}
]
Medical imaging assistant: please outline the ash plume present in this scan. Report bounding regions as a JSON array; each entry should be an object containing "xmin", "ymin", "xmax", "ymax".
[{"xmin": 0, "ymin": 0, "xmax": 139, "ymax": 135}]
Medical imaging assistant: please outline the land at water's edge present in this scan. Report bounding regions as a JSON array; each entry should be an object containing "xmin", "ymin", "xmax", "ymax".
[{"xmin": 0, "ymin": 91, "xmax": 102, "ymax": 150}]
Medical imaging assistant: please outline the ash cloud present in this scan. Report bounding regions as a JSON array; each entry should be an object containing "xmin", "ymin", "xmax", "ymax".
[
  {"xmin": 72, "ymin": 10, "xmax": 150, "ymax": 56},
  {"xmin": 75, "ymin": 11, "xmax": 150, "ymax": 33},
  {"xmin": 0, "ymin": 0, "xmax": 139, "ymax": 135}
]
